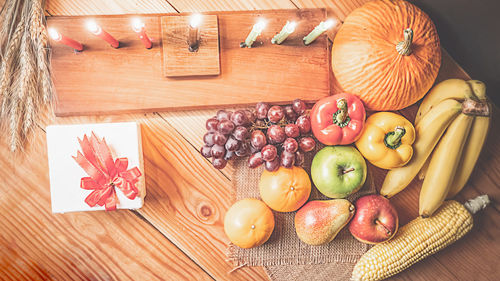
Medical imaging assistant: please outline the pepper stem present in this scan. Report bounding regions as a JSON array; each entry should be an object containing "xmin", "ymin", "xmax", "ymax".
[
  {"xmin": 396, "ymin": 28, "xmax": 413, "ymax": 56},
  {"xmin": 332, "ymin": 98, "xmax": 351, "ymax": 128},
  {"xmin": 384, "ymin": 126, "xmax": 406, "ymax": 149}
]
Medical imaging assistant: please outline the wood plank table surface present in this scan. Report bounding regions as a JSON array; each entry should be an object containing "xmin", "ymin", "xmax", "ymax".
[{"xmin": 1, "ymin": 0, "xmax": 499, "ymax": 281}]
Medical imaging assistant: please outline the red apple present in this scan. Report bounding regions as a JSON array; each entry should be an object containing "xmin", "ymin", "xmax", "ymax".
[{"xmin": 349, "ymin": 195, "xmax": 398, "ymax": 244}]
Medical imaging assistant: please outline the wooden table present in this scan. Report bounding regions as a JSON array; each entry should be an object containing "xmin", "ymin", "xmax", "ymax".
[{"xmin": 0, "ymin": 0, "xmax": 499, "ymax": 280}]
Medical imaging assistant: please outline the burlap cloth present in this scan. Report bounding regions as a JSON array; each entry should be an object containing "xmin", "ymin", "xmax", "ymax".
[{"xmin": 228, "ymin": 145, "xmax": 376, "ymax": 280}]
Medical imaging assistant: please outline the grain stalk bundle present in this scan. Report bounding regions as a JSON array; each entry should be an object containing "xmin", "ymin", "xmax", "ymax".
[{"xmin": 0, "ymin": 0, "xmax": 53, "ymax": 151}]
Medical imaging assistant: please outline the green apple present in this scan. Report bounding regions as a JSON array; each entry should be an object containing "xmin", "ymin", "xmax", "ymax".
[{"xmin": 311, "ymin": 146, "xmax": 367, "ymax": 198}]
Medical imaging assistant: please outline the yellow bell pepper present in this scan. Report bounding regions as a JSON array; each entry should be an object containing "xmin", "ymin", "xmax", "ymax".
[{"xmin": 355, "ymin": 112, "xmax": 415, "ymax": 169}]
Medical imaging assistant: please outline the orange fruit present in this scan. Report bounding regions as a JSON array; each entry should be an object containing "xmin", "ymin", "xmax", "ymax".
[
  {"xmin": 259, "ymin": 166, "xmax": 311, "ymax": 212},
  {"xmin": 224, "ymin": 198, "xmax": 275, "ymax": 249}
]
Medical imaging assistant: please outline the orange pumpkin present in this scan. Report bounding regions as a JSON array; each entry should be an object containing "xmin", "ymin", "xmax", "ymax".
[
  {"xmin": 259, "ymin": 166, "xmax": 311, "ymax": 212},
  {"xmin": 224, "ymin": 198, "xmax": 275, "ymax": 248},
  {"xmin": 331, "ymin": 0, "xmax": 441, "ymax": 111}
]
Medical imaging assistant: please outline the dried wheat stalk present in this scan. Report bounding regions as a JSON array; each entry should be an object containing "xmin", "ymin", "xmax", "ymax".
[{"xmin": 0, "ymin": 0, "xmax": 53, "ymax": 152}]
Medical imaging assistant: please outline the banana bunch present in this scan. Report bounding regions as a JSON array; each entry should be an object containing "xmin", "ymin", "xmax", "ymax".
[{"xmin": 380, "ymin": 79, "xmax": 491, "ymax": 217}]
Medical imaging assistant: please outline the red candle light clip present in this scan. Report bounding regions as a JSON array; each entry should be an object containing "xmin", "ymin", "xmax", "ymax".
[
  {"xmin": 48, "ymin": 28, "xmax": 83, "ymax": 52},
  {"xmin": 86, "ymin": 20, "xmax": 120, "ymax": 48},
  {"xmin": 132, "ymin": 18, "xmax": 152, "ymax": 49}
]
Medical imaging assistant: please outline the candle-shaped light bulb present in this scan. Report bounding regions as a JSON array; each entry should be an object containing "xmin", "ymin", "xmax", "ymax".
[
  {"xmin": 241, "ymin": 19, "xmax": 266, "ymax": 48},
  {"xmin": 190, "ymin": 13, "xmax": 202, "ymax": 28},
  {"xmin": 86, "ymin": 20, "xmax": 120, "ymax": 48},
  {"xmin": 86, "ymin": 20, "xmax": 101, "ymax": 34},
  {"xmin": 131, "ymin": 17, "xmax": 152, "ymax": 49},
  {"xmin": 187, "ymin": 14, "xmax": 202, "ymax": 52},
  {"xmin": 303, "ymin": 18, "xmax": 337, "ymax": 45},
  {"xmin": 271, "ymin": 21, "xmax": 297, "ymax": 45},
  {"xmin": 131, "ymin": 18, "xmax": 143, "ymax": 32},
  {"xmin": 48, "ymin": 28, "xmax": 61, "ymax": 41},
  {"xmin": 48, "ymin": 27, "xmax": 83, "ymax": 52}
]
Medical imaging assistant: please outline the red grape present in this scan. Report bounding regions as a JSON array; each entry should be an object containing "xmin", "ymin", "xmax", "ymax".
[
  {"xmin": 244, "ymin": 110, "xmax": 256, "ymax": 124},
  {"xmin": 213, "ymin": 158, "xmax": 227, "ymax": 169},
  {"xmin": 261, "ymin": 144, "xmax": 278, "ymax": 161},
  {"xmin": 265, "ymin": 158, "xmax": 280, "ymax": 172},
  {"xmin": 201, "ymin": 145, "xmax": 212, "ymax": 158},
  {"xmin": 231, "ymin": 110, "xmax": 249, "ymax": 126},
  {"xmin": 267, "ymin": 125, "xmax": 286, "ymax": 144},
  {"xmin": 299, "ymin": 137, "xmax": 315, "ymax": 152},
  {"xmin": 248, "ymin": 152, "xmax": 264, "ymax": 168},
  {"xmin": 284, "ymin": 124, "xmax": 300, "ymax": 138},
  {"xmin": 295, "ymin": 151, "xmax": 305, "ymax": 166},
  {"xmin": 211, "ymin": 145, "xmax": 226, "ymax": 158},
  {"xmin": 235, "ymin": 141, "xmax": 251, "ymax": 157},
  {"xmin": 213, "ymin": 131, "xmax": 227, "ymax": 146},
  {"xmin": 225, "ymin": 136, "xmax": 240, "ymax": 151},
  {"xmin": 206, "ymin": 118, "xmax": 219, "ymax": 132},
  {"xmin": 203, "ymin": 133, "xmax": 215, "ymax": 146},
  {"xmin": 283, "ymin": 138, "xmax": 298, "ymax": 153},
  {"xmin": 250, "ymin": 130, "xmax": 267, "ymax": 150},
  {"xmin": 233, "ymin": 126, "xmax": 249, "ymax": 141},
  {"xmin": 280, "ymin": 151, "xmax": 295, "ymax": 168},
  {"xmin": 224, "ymin": 150, "xmax": 235, "ymax": 161},
  {"xmin": 296, "ymin": 115, "xmax": 311, "ymax": 134},
  {"xmin": 218, "ymin": 120, "xmax": 235, "ymax": 134},
  {"xmin": 256, "ymin": 102, "xmax": 270, "ymax": 119},
  {"xmin": 292, "ymin": 99, "xmax": 306, "ymax": 115},
  {"xmin": 216, "ymin": 110, "xmax": 232, "ymax": 121},
  {"xmin": 284, "ymin": 105, "xmax": 298, "ymax": 122},
  {"xmin": 268, "ymin": 105, "xmax": 284, "ymax": 123}
]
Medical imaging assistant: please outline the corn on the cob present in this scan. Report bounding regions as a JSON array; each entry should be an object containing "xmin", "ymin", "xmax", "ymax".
[{"xmin": 351, "ymin": 195, "xmax": 490, "ymax": 281}]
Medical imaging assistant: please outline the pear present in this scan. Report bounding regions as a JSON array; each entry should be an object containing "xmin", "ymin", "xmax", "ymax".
[{"xmin": 294, "ymin": 199, "xmax": 355, "ymax": 245}]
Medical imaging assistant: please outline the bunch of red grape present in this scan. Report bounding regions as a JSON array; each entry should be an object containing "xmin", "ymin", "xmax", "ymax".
[{"xmin": 201, "ymin": 99, "xmax": 316, "ymax": 171}]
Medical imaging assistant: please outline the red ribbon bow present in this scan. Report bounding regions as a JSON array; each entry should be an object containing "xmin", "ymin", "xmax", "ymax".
[{"xmin": 72, "ymin": 132, "xmax": 142, "ymax": 211}]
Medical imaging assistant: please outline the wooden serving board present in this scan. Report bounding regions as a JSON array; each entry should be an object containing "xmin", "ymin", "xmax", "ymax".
[{"xmin": 48, "ymin": 9, "xmax": 330, "ymax": 116}]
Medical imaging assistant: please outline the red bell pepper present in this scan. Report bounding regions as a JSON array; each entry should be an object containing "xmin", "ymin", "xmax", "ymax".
[{"xmin": 310, "ymin": 93, "xmax": 366, "ymax": 145}]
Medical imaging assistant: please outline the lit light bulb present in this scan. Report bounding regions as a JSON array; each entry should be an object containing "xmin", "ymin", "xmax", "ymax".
[
  {"xmin": 189, "ymin": 14, "xmax": 202, "ymax": 28},
  {"xmin": 322, "ymin": 19, "xmax": 337, "ymax": 30},
  {"xmin": 86, "ymin": 20, "xmax": 101, "ymax": 34},
  {"xmin": 285, "ymin": 21, "xmax": 297, "ymax": 33},
  {"xmin": 48, "ymin": 28, "xmax": 61, "ymax": 41},
  {"xmin": 131, "ymin": 18, "xmax": 144, "ymax": 33},
  {"xmin": 254, "ymin": 18, "xmax": 266, "ymax": 33}
]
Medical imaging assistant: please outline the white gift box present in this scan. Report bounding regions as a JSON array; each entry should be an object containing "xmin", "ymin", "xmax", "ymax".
[{"xmin": 47, "ymin": 122, "xmax": 145, "ymax": 213}]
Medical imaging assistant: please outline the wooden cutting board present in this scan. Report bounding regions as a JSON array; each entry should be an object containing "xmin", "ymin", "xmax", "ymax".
[{"xmin": 48, "ymin": 9, "xmax": 330, "ymax": 116}]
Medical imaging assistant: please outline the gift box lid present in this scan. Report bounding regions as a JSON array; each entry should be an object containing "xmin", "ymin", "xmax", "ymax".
[{"xmin": 46, "ymin": 122, "xmax": 145, "ymax": 213}]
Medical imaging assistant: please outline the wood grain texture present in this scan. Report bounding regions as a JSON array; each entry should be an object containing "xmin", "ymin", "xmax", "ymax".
[
  {"xmin": 165, "ymin": 0, "xmax": 296, "ymax": 12},
  {"xmin": 49, "ymin": 9, "xmax": 330, "ymax": 116},
  {"xmin": 48, "ymin": 113, "xmax": 269, "ymax": 281},
  {"xmin": 291, "ymin": 0, "xmax": 371, "ymax": 20},
  {"xmin": 0, "ymin": 1, "xmax": 497, "ymax": 281},
  {"xmin": 162, "ymin": 15, "xmax": 220, "ymax": 76},
  {"xmin": 45, "ymin": 0, "xmax": 176, "ymax": 15},
  {"xmin": 0, "ymin": 118, "xmax": 212, "ymax": 281}
]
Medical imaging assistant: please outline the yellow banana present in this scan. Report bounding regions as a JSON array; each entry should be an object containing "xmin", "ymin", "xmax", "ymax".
[
  {"xmin": 415, "ymin": 79, "xmax": 475, "ymax": 125},
  {"xmin": 380, "ymin": 99, "xmax": 462, "ymax": 198},
  {"xmin": 417, "ymin": 154, "xmax": 430, "ymax": 180},
  {"xmin": 447, "ymin": 81, "xmax": 490, "ymax": 198},
  {"xmin": 419, "ymin": 113, "xmax": 473, "ymax": 217},
  {"xmin": 467, "ymin": 80, "xmax": 486, "ymax": 99}
]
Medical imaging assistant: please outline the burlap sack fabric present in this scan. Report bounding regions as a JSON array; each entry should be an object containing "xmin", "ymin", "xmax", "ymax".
[{"xmin": 228, "ymin": 145, "xmax": 375, "ymax": 279}]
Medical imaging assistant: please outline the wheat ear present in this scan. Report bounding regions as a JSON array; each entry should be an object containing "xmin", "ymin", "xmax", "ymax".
[
  {"xmin": 30, "ymin": 0, "xmax": 53, "ymax": 104},
  {"xmin": 0, "ymin": 19, "xmax": 24, "ymax": 120}
]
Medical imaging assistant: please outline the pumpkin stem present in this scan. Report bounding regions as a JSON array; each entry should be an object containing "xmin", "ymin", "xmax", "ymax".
[
  {"xmin": 396, "ymin": 28, "xmax": 413, "ymax": 56},
  {"xmin": 332, "ymin": 98, "xmax": 350, "ymax": 128},
  {"xmin": 384, "ymin": 126, "xmax": 406, "ymax": 149}
]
